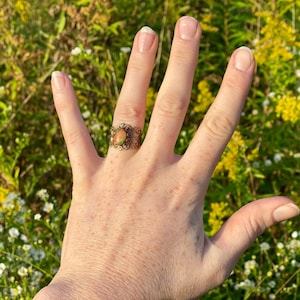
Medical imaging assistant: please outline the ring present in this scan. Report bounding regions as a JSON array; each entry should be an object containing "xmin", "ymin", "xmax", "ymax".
[{"xmin": 109, "ymin": 123, "xmax": 142, "ymax": 150}]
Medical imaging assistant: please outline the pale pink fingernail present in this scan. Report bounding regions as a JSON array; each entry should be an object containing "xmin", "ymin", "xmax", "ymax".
[
  {"xmin": 234, "ymin": 46, "xmax": 254, "ymax": 71},
  {"xmin": 138, "ymin": 26, "xmax": 156, "ymax": 52},
  {"xmin": 273, "ymin": 203, "xmax": 300, "ymax": 223},
  {"xmin": 179, "ymin": 16, "xmax": 198, "ymax": 40},
  {"xmin": 51, "ymin": 71, "xmax": 66, "ymax": 90}
]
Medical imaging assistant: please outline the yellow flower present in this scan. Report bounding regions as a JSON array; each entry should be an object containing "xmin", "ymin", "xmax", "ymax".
[
  {"xmin": 208, "ymin": 202, "xmax": 232, "ymax": 236},
  {"xmin": 275, "ymin": 94, "xmax": 300, "ymax": 123},
  {"xmin": 214, "ymin": 131, "xmax": 246, "ymax": 181},
  {"xmin": 194, "ymin": 80, "xmax": 214, "ymax": 113},
  {"xmin": 254, "ymin": 12, "xmax": 298, "ymax": 66},
  {"xmin": 14, "ymin": 0, "xmax": 31, "ymax": 23}
]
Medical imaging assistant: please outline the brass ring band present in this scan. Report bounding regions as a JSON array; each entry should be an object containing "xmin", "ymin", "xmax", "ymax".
[{"xmin": 109, "ymin": 123, "xmax": 142, "ymax": 150}]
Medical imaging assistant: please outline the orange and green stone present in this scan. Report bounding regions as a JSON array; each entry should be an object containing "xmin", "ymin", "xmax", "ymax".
[{"xmin": 113, "ymin": 128, "xmax": 127, "ymax": 145}]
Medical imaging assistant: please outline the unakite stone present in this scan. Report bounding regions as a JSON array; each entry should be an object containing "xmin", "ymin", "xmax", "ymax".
[{"xmin": 113, "ymin": 128, "xmax": 127, "ymax": 145}]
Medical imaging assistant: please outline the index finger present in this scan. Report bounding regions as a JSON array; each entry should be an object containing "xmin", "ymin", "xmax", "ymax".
[{"xmin": 181, "ymin": 47, "xmax": 255, "ymax": 184}]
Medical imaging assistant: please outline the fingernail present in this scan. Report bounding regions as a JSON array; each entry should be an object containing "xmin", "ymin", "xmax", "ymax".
[
  {"xmin": 179, "ymin": 16, "xmax": 198, "ymax": 40},
  {"xmin": 273, "ymin": 203, "xmax": 300, "ymax": 223},
  {"xmin": 234, "ymin": 46, "xmax": 254, "ymax": 71},
  {"xmin": 52, "ymin": 71, "xmax": 66, "ymax": 90},
  {"xmin": 138, "ymin": 26, "xmax": 156, "ymax": 52}
]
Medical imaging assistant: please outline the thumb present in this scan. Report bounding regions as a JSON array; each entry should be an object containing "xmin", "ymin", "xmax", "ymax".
[{"xmin": 210, "ymin": 197, "xmax": 299, "ymax": 268}]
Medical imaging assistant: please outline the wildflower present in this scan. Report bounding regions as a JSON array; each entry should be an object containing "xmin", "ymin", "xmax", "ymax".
[
  {"xmin": 8, "ymin": 227, "xmax": 20, "ymax": 238},
  {"xmin": 208, "ymin": 202, "xmax": 232, "ymax": 236},
  {"xmin": 71, "ymin": 46, "xmax": 82, "ymax": 56},
  {"xmin": 22, "ymin": 244, "xmax": 31, "ymax": 251},
  {"xmin": 291, "ymin": 231, "xmax": 299, "ymax": 239},
  {"xmin": 10, "ymin": 285, "xmax": 22, "ymax": 297},
  {"xmin": 287, "ymin": 239, "xmax": 300, "ymax": 251},
  {"xmin": 20, "ymin": 234, "xmax": 28, "ymax": 242},
  {"xmin": 214, "ymin": 131, "xmax": 246, "ymax": 181},
  {"xmin": 268, "ymin": 281, "xmax": 276, "ymax": 288},
  {"xmin": 245, "ymin": 259, "xmax": 257, "ymax": 272},
  {"xmin": 0, "ymin": 263, "xmax": 6, "ymax": 275},
  {"xmin": 262, "ymin": 99, "xmax": 270, "ymax": 107},
  {"xmin": 260, "ymin": 242, "xmax": 271, "ymax": 251},
  {"xmin": 82, "ymin": 110, "xmax": 91, "ymax": 119},
  {"xmin": 120, "ymin": 47, "xmax": 131, "ymax": 53},
  {"xmin": 269, "ymin": 294, "xmax": 276, "ymax": 299},
  {"xmin": 235, "ymin": 279, "xmax": 255, "ymax": 290},
  {"xmin": 17, "ymin": 266, "xmax": 28, "ymax": 277},
  {"xmin": 31, "ymin": 249, "xmax": 46, "ymax": 261},
  {"xmin": 85, "ymin": 49, "xmax": 92, "ymax": 55},
  {"xmin": 264, "ymin": 159, "xmax": 272, "ymax": 166},
  {"xmin": 273, "ymin": 153, "xmax": 282, "ymax": 163},
  {"xmin": 43, "ymin": 202, "xmax": 54, "ymax": 213},
  {"xmin": 34, "ymin": 213, "xmax": 42, "ymax": 220},
  {"xmin": 277, "ymin": 242, "xmax": 284, "ymax": 249},
  {"xmin": 36, "ymin": 189, "xmax": 49, "ymax": 200},
  {"xmin": 194, "ymin": 80, "xmax": 214, "ymax": 113},
  {"xmin": 275, "ymin": 94, "xmax": 300, "ymax": 123}
]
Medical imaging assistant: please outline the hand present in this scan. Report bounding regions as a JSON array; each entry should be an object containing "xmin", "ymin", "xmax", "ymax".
[{"xmin": 34, "ymin": 16, "xmax": 299, "ymax": 299}]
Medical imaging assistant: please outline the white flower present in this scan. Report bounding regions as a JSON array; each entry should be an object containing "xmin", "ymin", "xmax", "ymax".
[
  {"xmin": 8, "ymin": 227, "xmax": 20, "ymax": 238},
  {"xmin": 0, "ymin": 263, "xmax": 6, "ymax": 275},
  {"xmin": 264, "ymin": 159, "xmax": 272, "ymax": 166},
  {"xmin": 10, "ymin": 285, "xmax": 22, "ymax": 297},
  {"xmin": 268, "ymin": 281, "xmax": 276, "ymax": 288},
  {"xmin": 22, "ymin": 244, "xmax": 31, "ymax": 251},
  {"xmin": 34, "ymin": 213, "xmax": 42, "ymax": 220},
  {"xmin": 120, "ymin": 46, "xmax": 131, "ymax": 53},
  {"xmin": 268, "ymin": 92, "xmax": 276, "ymax": 98},
  {"xmin": 17, "ymin": 266, "xmax": 28, "ymax": 277},
  {"xmin": 85, "ymin": 49, "xmax": 92, "ymax": 55},
  {"xmin": 244, "ymin": 259, "xmax": 257, "ymax": 271},
  {"xmin": 288, "ymin": 239, "xmax": 300, "ymax": 251},
  {"xmin": 252, "ymin": 109, "xmax": 259, "ymax": 116},
  {"xmin": 273, "ymin": 153, "xmax": 282, "ymax": 163},
  {"xmin": 43, "ymin": 202, "xmax": 54, "ymax": 213},
  {"xmin": 20, "ymin": 234, "xmax": 28, "ymax": 242},
  {"xmin": 291, "ymin": 231, "xmax": 299, "ymax": 239},
  {"xmin": 31, "ymin": 249, "xmax": 46, "ymax": 261},
  {"xmin": 36, "ymin": 189, "xmax": 49, "ymax": 200},
  {"xmin": 262, "ymin": 99, "xmax": 270, "ymax": 107},
  {"xmin": 71, "ymin": 46, "xmax": 82, "ymax": 56},
  {"xmin": 269, "ymin": 294, "xmax": 276, "ymax": 299},
  {"xmin": 260, "ymin": 242, "xmax": 271, "ymax": 251},
  {"xmin": 277, "ymin": 242, "xmax": 284, "ymax": 249},
  {"xmin": 82, "ymin": 110, "xmax": 91, "ymax": 119}
]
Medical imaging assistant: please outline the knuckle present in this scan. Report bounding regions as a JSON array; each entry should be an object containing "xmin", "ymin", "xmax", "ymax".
[
  {"xmin": 202, "ymin": 109, "xmax": 235, "ymax": 140},
  {"xmin": 115, "ymin": 103, "xmax": 143, "ymax": 120},
  {"xmin": 156, "ymin": 93, "xmax": 187, "ymax": 119}
]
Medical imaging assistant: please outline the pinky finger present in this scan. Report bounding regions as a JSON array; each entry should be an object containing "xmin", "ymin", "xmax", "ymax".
[{"xmin": 51, "ymin": 71, "xmax": 101, "ymax": 177}]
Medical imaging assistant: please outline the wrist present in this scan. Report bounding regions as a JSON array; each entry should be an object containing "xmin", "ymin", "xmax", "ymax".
[{"xmin": 33, "ymin": 270, "xmax": 147, "ymax": 300}]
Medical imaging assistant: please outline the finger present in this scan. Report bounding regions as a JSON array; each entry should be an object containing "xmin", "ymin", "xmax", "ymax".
[
  {"xmin": 143, "ymin": 16, "xmax": 201, "ymax": 160},
  {"xmin": 209, "ymin": 197, "xmax": 300, "ymax": 276},
  {"xmin": 51, "ymin": 71, "xmax": 101, "ymax": 176},
  {"xmin": 108, "ymin": 27, "xmax": 158, "ymax": 155},
  {"xmin": 181, "ymin": 47, "xmax": 255, "ymax": 183}
]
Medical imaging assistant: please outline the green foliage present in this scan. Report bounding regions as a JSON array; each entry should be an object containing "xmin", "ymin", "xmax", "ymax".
[{"xmin": 0, "ymin": 0, "xmax": 299, "ymax": 298}]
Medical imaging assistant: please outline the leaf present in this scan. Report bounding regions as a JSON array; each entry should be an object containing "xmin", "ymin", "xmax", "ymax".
[{"xmin": 57, "ymin": 10, "xmax": 66, "ymax": 34}]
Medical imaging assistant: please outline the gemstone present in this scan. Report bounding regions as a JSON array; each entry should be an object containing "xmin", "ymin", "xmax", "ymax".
[{"xmin": 113, "ymin": 128, "xmax": 127, "ymax": 145}]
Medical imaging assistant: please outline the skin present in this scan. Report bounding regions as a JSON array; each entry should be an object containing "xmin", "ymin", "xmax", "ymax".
[{"xmin": 34, "ymin": 16, "xmax": 299, "ymax": 299}]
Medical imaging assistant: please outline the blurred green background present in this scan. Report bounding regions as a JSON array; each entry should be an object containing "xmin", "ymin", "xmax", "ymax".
[{"xmin": 0, "ymin": 0, "xmax": 299, "ymax": 299}]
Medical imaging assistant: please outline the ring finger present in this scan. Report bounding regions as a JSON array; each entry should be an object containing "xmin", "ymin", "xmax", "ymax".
[{"xmin": 108, "ymin": 26, "xmax": 158, "ymax": 155}]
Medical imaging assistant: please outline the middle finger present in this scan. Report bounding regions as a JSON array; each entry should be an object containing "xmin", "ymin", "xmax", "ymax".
[{"xmin": 143, "ymin": 16, "xmax": 201, "ymax": 160}]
